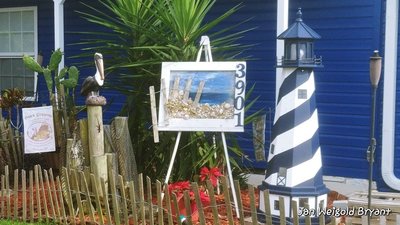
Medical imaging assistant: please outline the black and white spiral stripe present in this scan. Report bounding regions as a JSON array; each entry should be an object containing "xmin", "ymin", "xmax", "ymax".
[{"xmin": 264, "ymin": 68, "xmax": 322, "ymax": 188}]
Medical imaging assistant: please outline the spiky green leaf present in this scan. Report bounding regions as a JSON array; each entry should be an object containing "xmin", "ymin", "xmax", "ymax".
[
  {"xmin": 43, "ymin": 68, "xmax": 53, "ymax": 93},
  {"xmin": 49, "ymin": 49, "xmax": 63, "ymax": 71},
  {"xmin": 23, "ymin": 54, "xmax": 43, "ymax": 73}
]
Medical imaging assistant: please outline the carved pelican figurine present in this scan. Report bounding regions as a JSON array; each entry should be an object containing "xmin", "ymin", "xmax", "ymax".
[{"xmin": 80, "ymin": 53, "xmax": 104, "ymax": 97}]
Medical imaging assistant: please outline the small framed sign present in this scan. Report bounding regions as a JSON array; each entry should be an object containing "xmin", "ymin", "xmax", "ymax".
[
  {"xmin": 158, "ymin": 61, "xmax": 246, "ymax": 132},
  {"xmin": 22, "ymin": 105, "xmax": 56, "ymax": 154}
]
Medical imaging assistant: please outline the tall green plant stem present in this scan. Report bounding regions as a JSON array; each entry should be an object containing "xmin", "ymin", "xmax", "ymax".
[{"xmin": 55, "ymin": 70, "xmax": 71, "ymax": 139}]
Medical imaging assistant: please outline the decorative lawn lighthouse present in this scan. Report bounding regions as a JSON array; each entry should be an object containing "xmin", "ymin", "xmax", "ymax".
[{"xmin": 258, "ymin": 8, "xmax": 329, "ymax": 224}]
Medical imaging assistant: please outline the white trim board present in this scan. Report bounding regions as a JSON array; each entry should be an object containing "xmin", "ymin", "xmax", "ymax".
[{"xmin": 382, "ymin": 0, "xmax": 400, "ymax": 191}]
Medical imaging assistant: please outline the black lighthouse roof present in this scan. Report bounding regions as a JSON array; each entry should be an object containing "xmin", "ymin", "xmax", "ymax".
[{"xmin": 277, "ymin": 8, "xmax": 321, "ymax": 40}]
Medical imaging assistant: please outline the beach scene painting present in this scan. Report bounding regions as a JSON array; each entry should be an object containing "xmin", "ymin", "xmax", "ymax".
[
  {"xmin": 171, "ymin": 70, "xmax": 235, "ymax": 105},
  {"xmin": 158, "ymin": 61, "xmax": 246, "ymax": 132},
  {"xmin": 166, "ymin": 70, "xmax": 235, "ymax": 119}
]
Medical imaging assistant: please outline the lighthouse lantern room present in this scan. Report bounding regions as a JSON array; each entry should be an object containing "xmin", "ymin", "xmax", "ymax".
[{"xmin": 277, "ymin": 8, "xmax": 322, "ymax": 68}]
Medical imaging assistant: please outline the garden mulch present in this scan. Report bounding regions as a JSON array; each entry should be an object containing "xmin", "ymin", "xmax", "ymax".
[{"xmin": 4, "ymin": 180, "xmax": 347, "ymax": 225}]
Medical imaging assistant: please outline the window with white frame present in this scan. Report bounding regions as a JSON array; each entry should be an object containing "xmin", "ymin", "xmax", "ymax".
[{"xmin": 0, "ymin": 7, "xmax": 38, "ymax": 100}]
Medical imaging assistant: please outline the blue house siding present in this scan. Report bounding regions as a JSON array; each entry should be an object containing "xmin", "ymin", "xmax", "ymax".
[
  {"xmin": 214, "ymin": 0, "xmax": 385, "ymax": 181},
  {"xmin": 63, "ymin": 0, "xmax": 125, "ymax": 123},
  {"xmin": 36, "ymin": 1, "xmax": 56, "ymax": 109},
  {"xmin": 209, "ymin": 0, "xmax": 384, "ymax": 179},
  {"xmin": 209, "ymin": 0, "xmax": 277, "ymax": 169},
  {"xmin": 3, "ymin": 0, "xmax": 400, "ymax": 190},
  {"xmin": 0, "ymin": 0, "xmax": 54, "ymax": 106},
  {"xmin": 0, "ymin": 0, "xmax": 54, "ymax": 119},
  {"xmin": 0, "ymin": 0, "xmax": 124, "ymax": 123},
  {"xmin": 286, "ymin": 0, "xmax": 383, "ymax": 181},
  {"xmin": 396, "ymin": 6, "xmax": 400, "ymax": 181}
]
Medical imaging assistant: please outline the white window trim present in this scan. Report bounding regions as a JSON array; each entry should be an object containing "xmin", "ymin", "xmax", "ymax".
[{"xmin": 0, "ymin": 6, "xmax": 38, "ymax": 101}]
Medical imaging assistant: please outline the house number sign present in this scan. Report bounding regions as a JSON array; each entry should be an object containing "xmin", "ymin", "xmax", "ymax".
[{"xmin": 158, "ymin": 61, "xmax": 246, "ymax": 132}]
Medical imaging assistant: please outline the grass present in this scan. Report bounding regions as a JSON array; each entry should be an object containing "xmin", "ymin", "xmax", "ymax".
[{"xmin": 0, "ymin": 221, "xmax": 56, "ymax": 225}]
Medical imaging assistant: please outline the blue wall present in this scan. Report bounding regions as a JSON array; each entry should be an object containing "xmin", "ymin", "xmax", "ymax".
[
  {"xmin": 287, "ymin": 0, "xmax": 383, "ymax": 181},
  {"xmin": 211, "ymin": 0, "xmax": 390, "ymax": 188},
  {"xmin": 4, "ymin": 0, "xmax": 399, "ymax": 189},
  {"xmin": 0, "ymin": 0, "xmax": 124, "ymax": 124},
  {"xmin": 209, "ymin": 0, "xmax": 277, "ymax": 169},
  {"xmin": 210, "ymin": 0, "xmax": 385, "ymax": 182},
  {"xmin": 63, "ymin": 0, "xmax": 125, "ymax": 123},
  {"xmin": 0, "ymin": 0, "xmax": 53, "ymax": 106},
  {"xmin": 0, "ymin": 0, "xmax": 53, "ymax": 122}
]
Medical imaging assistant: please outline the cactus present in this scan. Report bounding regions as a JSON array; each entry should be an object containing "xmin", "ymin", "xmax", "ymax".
[
  {"xmin": 48, "ymin": 49, "xmax": 63, "ymax": 71},
  {"xmin": 60, "ymin": 66, "xmax": 79, "ymax": 89},
  {"xmin": 43, "ymin": 68, "xmax": 53, "ymax": 93},
  {"xmin": 23, "ymin": 49, "xmax": 81, "ymax": 169},
  {"xmin": 22, "ymin": 55, "xmax": 44, "ymax": 73},
  {"xmin": 23, "ymin": 49, "xmax": 80, "ymax": 95}
]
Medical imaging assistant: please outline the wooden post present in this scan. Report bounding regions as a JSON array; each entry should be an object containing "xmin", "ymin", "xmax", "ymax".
[
  {"xmin": 15, "ymin": 130, "xmax": 23, "ymax": 168},
  {"xmin": 193, "ymin": 80, "xmax": 205, "ymax": 106},
  {"xmin": 88, "ymin": 106, "xmax": 104, "ymax": 157},
  {"xmin": 106, "ymin": 153, "xmax": 118, "ymax": 179},
  {"xmin": 111, "ymin": 117, "xmax": 138, "ymax": 185},
  {"xmin": 87, "ymin": 104, "xmax": 107, "ymax": 190},
  {"xmin": 13, "ymin": 169, "xmax": 18, "ymax": 220},
  {"xmin": 66, "ymin": 139, "xmax": 73, "ymax": 168},
  {"xmin": 5, "ymin": 166, "xmax": 10, "ymax": 219},
  {"xmin": 183, "ymin": 78, "xmax": 192, "ymax": 101},
  {"xmin": 79, "ymin": 119, "xmax": 90, "ymax": 167},
  {"xmin": 59, "ymin": 85, "xmax": 71, "ymax": 138},
  {"xmin": 103, "ymin": 125, "xmax": 113, "ymax": 153},
  {"xmin": 171, "ymin": 76, "xmax": 180, "ymax": 99},
  {"xmin": 92, "ymin": 155, "xmax": 107, "ymax": 196},
  {"xmin": 100, "ymin": 178, "xmax": 112, "ymax": 225},
  {"xmin": 149, "ymin": 86, "xmax": 159, "ymax": 143},
  {"xmin": 22, "ymin": 170, "xmax": 26, "ymax": 222},
  {"xmin": 90, "ymin": 174, "xmax": 104, "ymax": 225},
  {"xmin": 0, "ymin": 121, "xmax": 12, "ymax": 171},
  {"xmin": 53, "ymin": 108, "xmax": 63, "ymax": 151},
  {"xmin": 161, "ymin": 79, "xmax": 169, "ymax": 125},
  {"xmin": 84, "ymin": 91, "xmax": 107, "ymax": 199}
]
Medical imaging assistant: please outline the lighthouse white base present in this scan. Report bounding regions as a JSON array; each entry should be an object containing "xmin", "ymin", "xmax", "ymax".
[
  {"xmin": 259, "ymin": 192, "xmax": 327, "ymax": 218},
  {"xmin": 258, "ymin": 189, "xmax": 328, "ymax": 225}
]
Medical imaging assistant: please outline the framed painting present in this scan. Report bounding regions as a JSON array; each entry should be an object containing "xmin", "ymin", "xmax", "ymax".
[
  {"xmin": 22, "ymin": 106, "xmax": 56, "ymax": 154},
  {"xmin": 158, "ymin": 61, "xmax": 246, "ymax": 132}
]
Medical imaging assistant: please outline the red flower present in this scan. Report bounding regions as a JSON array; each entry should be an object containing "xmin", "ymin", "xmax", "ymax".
[
  {"xmin": 168, "ymin": 181, "xmax": 190, "ymax": 193},
  {"xmin": 199, "ymin": 190, "xmax": 211, "ymax": 205},
  {"xmin": 199, "ymin": 166, "xmax": 222, "ymax": 187}
]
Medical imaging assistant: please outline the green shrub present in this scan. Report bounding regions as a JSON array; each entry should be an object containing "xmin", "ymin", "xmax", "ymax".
[{"xmin": 75, "ymin": 0, "xmax": 256, "ymax": 181}]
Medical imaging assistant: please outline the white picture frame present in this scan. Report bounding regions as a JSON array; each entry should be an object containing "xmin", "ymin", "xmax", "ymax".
[{"xmin": 158, "ymin": 61, "xmax": 246, "ymax": 132}]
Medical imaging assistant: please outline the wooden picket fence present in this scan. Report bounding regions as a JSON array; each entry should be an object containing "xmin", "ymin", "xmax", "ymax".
[
  {"xmin": 0, "ymin": 164, "xmax": 279, "ymax": 225},
  {"xmin": 0, "ymin": 164, "xmax": 398, "ymax": 225}
]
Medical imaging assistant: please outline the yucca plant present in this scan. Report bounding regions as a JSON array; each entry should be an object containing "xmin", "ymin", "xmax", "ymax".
[{"xmin": 75, "ymin": 0, "xmax": 255, "ymax": 181}]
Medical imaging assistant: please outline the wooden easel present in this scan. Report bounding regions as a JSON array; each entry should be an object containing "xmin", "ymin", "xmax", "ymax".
[{"xmin": 150, "ymin": 36, "xmax": 240, "ymax": 217}]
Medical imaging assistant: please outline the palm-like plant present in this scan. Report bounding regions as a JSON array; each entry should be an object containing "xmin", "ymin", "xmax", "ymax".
[{"xmin": 75, "ymin": 0, "xmax": 254, "ymax": 181}]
